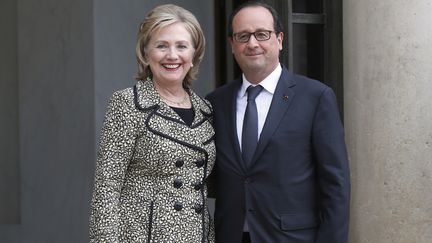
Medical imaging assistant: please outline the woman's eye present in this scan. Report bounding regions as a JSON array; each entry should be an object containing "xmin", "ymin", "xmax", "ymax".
[{"xmin": 156, "ymin": 44, "xmax": 167, "ymax": 49}]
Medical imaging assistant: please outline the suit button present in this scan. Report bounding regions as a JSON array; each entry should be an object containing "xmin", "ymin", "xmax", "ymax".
[
  {"xmin": 195, "ymin": 159, "xmax": 205, "ymax": 168},
  {"xmin": 193, "ymin": 181, "xmax": 203, "ymax": 191},
  {"xmin": 173, "ymin": 178, "xmax": 183, "ymax": 189},
  {"xmin": 194, "ymin": 204, "xmax": 203, "ymax": 214},
  {"xmin": 175, "ymin": 160, "xmax": 184, "ymax": 168},
  {"xmin": 174, "ymin": 201, "xmax": 183, "ymax": 211},
  {"xmin": 244, "ymin": 178, "xmax": 252, "ymax": 184}
]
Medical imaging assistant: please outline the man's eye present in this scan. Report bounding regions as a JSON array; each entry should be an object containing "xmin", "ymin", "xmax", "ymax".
[
  {"xmin": 238, "ymin": 33, "xmax": 249, "ymax": 40},
  {"xmin": 255, "ymin": 32, "xmax": 267, "ymax": 38}
]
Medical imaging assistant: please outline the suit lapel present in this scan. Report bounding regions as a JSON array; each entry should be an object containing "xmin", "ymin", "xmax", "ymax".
[{"xmin": 250, "ymin": 68, "xmax": 296, "ymax": 165}]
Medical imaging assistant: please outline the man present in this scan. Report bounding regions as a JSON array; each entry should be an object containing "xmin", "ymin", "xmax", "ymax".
[{"xmin": 206, "ymin": 1, "xmax": 350, "ymax": 243}]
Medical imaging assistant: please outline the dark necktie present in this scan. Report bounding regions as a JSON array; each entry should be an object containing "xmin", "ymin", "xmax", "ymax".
[{"xmin": 242, "ymin": 85, "xmax": 263, "ymax": 166}]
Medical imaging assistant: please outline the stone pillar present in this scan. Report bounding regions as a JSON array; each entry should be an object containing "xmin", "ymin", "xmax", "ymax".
[{"xmin": 344, "ymin": 1, "xmax": 432, "ymax": 242}]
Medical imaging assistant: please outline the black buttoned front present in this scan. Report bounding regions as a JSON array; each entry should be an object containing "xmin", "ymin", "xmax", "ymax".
[
  {"xmin": 193, "ymin": 181, "xmax": 203, "ymax": 191},
  {"xmin": 174, "ymin": 201, "xmax": 183, "ymax": 211},
  {"xmin": 175, "ymin": 160, "xmax": 184, "ymax": 168},
  {"xmin": 173, "ymin": 178, "xmax": 183, "ymax": 189},
  {"xmin": 195, "ymin": 159, "xmax": 205, "ymax": 168}
]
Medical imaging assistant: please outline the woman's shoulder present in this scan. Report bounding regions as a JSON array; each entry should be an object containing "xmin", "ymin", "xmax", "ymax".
[
  {"xmin": 112, "ymin": 86, "xmax": 134, "ymax": 98},
  {"xmin": 109, "ymin": 86, "xmax": 135, "ymax": 104},
  {"xmin": 104, "ymin": 84, "xmax": 138, "ymax": 113}
]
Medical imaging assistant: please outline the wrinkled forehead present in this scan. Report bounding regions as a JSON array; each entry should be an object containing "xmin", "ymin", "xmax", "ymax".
[{"xmin": 232, "ymin": 6, "xmax": 274, "ymax": 33}]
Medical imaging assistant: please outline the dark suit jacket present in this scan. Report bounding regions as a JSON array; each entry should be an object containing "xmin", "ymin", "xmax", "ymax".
[{"xmin": 206, "ymin": 66, "xmax": 350, "ymax": 243}]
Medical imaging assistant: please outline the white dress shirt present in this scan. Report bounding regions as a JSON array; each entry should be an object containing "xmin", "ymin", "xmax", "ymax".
[{"xmin": 236, "ymin": 64, "xmax": 282, "ymax": 150}]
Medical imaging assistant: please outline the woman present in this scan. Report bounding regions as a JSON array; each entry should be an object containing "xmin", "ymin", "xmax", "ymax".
[{"xmin": 89, "ymin": 4, "xmax": 215, "ymax": 243}]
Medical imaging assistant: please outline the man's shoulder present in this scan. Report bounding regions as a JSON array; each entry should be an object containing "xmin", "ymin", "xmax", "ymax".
[
  {"xmin": 288, "ymin": 72, "xmax": 330, "ymax": 94},
  {"xmin": 206, "ymin": 80, "xmax": 239, "ymax": 101}
]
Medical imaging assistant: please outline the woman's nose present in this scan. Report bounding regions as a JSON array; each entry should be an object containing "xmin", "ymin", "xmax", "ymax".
[{"xmin": 166, "ymin": 47, "xmax": 179, "ymax": 59}]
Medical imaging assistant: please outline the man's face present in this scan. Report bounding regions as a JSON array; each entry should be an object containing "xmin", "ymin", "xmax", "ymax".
[{"xmin": 230, "ymin": 6, "xmax": 283, "ymax": 83}]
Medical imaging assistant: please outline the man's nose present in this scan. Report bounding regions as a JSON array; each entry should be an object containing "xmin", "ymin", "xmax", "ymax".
[{"xmin": 246, "ymin": 34, "xmax": 259, "ymax": 47}]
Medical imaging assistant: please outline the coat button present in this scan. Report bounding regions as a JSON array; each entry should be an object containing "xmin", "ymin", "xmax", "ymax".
[
  {"xmin": 174, "ymin": 201, "xmax": 183, "ymax": 211},
  {"xmin": 193, "ymin": 204, "xmax": 203, "ymax": 214},
  {"xmin": 175, "ymin": 160, "xmax": 184, "ymax": 168},
  {"xmin": 173, "ymin": 178, "xmax": 183, "ymax": 189},
  {"xmin": 195, "ymin": 159, "xmax": 205, "ymax": 168},
  {"xmin": 193, "ymin": 181, "xmax": 203, "ymax": 191}
]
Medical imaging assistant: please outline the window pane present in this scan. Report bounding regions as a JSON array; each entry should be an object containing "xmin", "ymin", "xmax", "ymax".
[
  {"xmin": 293, "ymin": 0, "xmax": 323, "ymax": 13},
  {"xmin": 292, "ymin": 24, "xmax": 324, "ymax": 80}
]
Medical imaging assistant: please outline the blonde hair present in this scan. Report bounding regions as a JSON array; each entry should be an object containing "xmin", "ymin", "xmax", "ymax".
[{"xmin": 135, "ymin": 4, "xmax": 205, "ymax": 86}]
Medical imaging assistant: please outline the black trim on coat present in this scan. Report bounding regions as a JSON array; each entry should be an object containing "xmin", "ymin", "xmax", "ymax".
[
  {"xmin": 133, "ymin": 85, "xmax": 158, "ymax": 112},
  {"xmin": 147, "ymin": 201, "xmax": 154, "ymax": 243}
]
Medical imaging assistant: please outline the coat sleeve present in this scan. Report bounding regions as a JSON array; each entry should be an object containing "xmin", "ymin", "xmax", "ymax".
[
  {"xmin": 203, "ymin": 95, "xmax": 217, "ymax": 199},
  {"xmin": 312, "ymin": 87, "xmax": 351, "ymax": 243},
  {"xmin": 89, "ymin": 91, "xmax": 137, "ymax": 243}
]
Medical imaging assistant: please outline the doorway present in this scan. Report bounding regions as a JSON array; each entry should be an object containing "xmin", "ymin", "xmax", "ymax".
[{"xmin": 214, "ymin": 0, "xmax": 343, "ymax": 113}]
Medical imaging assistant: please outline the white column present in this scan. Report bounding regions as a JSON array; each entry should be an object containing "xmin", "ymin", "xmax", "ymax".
[{"xmin": 344, "ymin": 1, "xmax": 432, "ymax": 242}]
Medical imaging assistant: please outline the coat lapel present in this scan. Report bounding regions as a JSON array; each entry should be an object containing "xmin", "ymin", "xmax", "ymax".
[
  {"xmin": 250, "ymin": 68, "xmax": 296, "ymax": 166},
  {"xmin": 134, "ymin": 80, "xmax": 214, "ymax": 149}
]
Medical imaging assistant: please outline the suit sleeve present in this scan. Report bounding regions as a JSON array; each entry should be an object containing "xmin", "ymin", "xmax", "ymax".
[
  {"xmin": 89, "ymin": 91, "xmax": 137, "ymax": 243},
  {"xmin": 312, "ymin": 88, "xmax": 350, "ymax": 243}
]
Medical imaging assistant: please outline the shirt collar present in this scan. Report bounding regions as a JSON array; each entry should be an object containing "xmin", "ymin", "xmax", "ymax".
[{"xmin": 239, "ymin": 64, "xmax": 282, "ymax": 98}]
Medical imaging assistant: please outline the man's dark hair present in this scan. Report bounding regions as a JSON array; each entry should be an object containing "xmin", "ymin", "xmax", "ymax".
[{"xmin": 228, "ymin": 1, "xmax": 283, "ymax": 36}]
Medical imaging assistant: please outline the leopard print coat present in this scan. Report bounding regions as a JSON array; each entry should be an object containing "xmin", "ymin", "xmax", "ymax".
[{"xmin": 89, "ymin": 80, "xmax": 216, "ymax": 243}]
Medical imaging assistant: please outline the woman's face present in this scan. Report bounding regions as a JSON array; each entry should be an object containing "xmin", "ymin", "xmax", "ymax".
[{"xmin": 145, "ymin": 22, "xmax": 195, "ymax": 86}]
